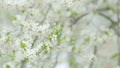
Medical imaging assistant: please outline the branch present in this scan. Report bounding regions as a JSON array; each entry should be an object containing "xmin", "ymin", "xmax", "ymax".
[
  {"xmin": 21, "ymin": 58, "xmax": 28, "ymax": 68},
  {"xmin": 52, "ymin": 53, "xmax": 59, "ymax": 68},
  {"xmin": 97, "ymin": 12, "xmax": 117, "ymax": 28},
  {"xmin": 31, "ymin": 36, "xmax": 38, "ymax": 48},
  {"xmin": 39, "ymin": 4, "xmax": 52, "ymax": 25},
  {"xmin": 70, "ymin": 13, "xmax": 88, "ymax": 27},
  {"xmin": 31, "ymin": 4, "xmax": 52, "ymax": 49},
  {"xmin": 89, "ymin": 45, "xmax": 97, "ymax": 68},
  {"xmin": 97, "ymin": 12, "xmax": 115, "ymax": 23}
]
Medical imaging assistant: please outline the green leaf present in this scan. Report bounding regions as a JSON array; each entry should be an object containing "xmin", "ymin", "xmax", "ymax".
[
  {"xmin": 85, "ymin": 37, "xmax": 90, "ymax": 43},
  {"xmin": 103, "ymin": 31, "xmax": 109, "ymax": 36},
  {"xmin": 70, "ymin": 37, "xmax": 75, "ymax": 44},
  {"xmin": 20, "ymin": 41, "xmax": 26, "ymax": 49},
  {"xmin": 36, "ymin": 52, "xmax": 39, "ymax": 56},
  {"xmin": 54, "ymin": 28, "xmax": 62, "ymax": 35},
  {"xmin": 57, "ymin": 10, "xmax": 61, "ymax": 14},
  {"xmin": 93, "ymin": 10, "xmax": 98, "ymax": 14},
  {"xmin": 12, "ymin": 50, "xmax": 16, "ymax": 55},
  {"xmin": 57, "ymin": 38, "xmax": 62, "ymax": 43},
  {"xmin": 6, "ymin": 64, "xmax": 10, "ymax": 68},
  {"xmin": 41, "ymin": 45, "xmax": 47, "ymax": 50},
  {"xmin": 72, "ymin": 45, "xmax": 75, "ymax": 51},
  {"xmin": 71, "ymin": 11, "xmax": 77, "ymax": 17},
  {"xmin": 55, "ymin": 29, "xmax": 59, "ymax": 35},
  {"xmin": 20, "ymin": 24, "xmax": 24, "ymax": 29},
  {"xmin": 66, "ymin": 7, "xmax": 71, "ymax": 11},
  {"xmin": 103, "ymin": 0, "xmax": 107, "ymax": 3},
  {"xmin": 69, "ymin": 57, "xmax": 78, "ymax": 67},
  {"xmin": 55, "ymin": 21, "xmax": 59, "ymax": 26},
  {"xmin": 30, "ymin": 13, "xmax": 33, "ymax": 16},
  {"xmin": 111, "ymin": 53, "xmax": 118, "ymax": 59},
  {"xmin": 21, "ymin": 9, "xmax": 26, "ymax": 13},
  {"xmin": 11, "ymin": 16, "xmax": 17, "ymax": 21},
  {"xmin": 9, "ymin": 54, "xmax": 15, "ymax": 60},
  {"xmin": 47, "ymin": 36, "xmax": 52, "ymax": 41},
  {"xmin": 6, "ymin": 36, "xmax": 11, "ymax": 42}
]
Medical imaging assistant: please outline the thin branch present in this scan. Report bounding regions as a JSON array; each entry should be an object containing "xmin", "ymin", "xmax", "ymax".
[
  {"xmin": 21, "ymin": 58, "xmax": 28, "ymax": 68},
  {"xmin": 74, "ymin": 13, "xmax": 89, "ymax": 24},
  {"xmin": 52, "ymin": 23, "xmax": 63, "ymax": 68},
  {"xmin": 31, "ymin": 4, "xmax": 52, "ymax": 49},
  {"xmin": 70, "ymin": 13, "xmax": 88, "ymax": 27},
  {"xmin": 40, "ymin": 4, "xmax": 52, "ymax": 25},
  {"xmin": 97, "ymin": 12, "xmax": 116, "ymax": 24},
  {"xmin": 31, "ymin": 36, "xmax": 38, "ymax": 48},
  {"xmin": 89, "ymin": 45, "xmax": 97, "ymax": 68},
  {"xmin": 52, "ymin": 53, "xmax": 59, "ymax": 68}
]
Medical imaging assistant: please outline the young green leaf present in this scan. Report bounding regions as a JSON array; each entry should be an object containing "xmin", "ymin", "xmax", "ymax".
[
  {"xmin": 6, "ymin": 36, "xmax": 11, "ymax": 42},
  {"xmin": 103, "ymin": 31, "xmax": 109, "ymax": 36},
  {"xmin": 20, "ymin": 41, "xmax": 26, "ymax": 49},
  {"xmin": 111, "ymin": 53, "xmax": 118, "ymax": 59},
  {"xmin": 6, "ymin": 64, "xmax": 10, "ymax": 68},
  {"xmin": 41, "ymin": 45, "xmax": 47, "ymax": 50}
]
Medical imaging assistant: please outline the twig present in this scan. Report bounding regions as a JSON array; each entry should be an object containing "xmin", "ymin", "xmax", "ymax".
[
  {"xmin": 39, "ymin": 4, "xmax": 52, "ymax": 25},
  {"xmin": 89, "ymin": 45, "xmax": 97, "ymax": 68},
  {"xmin": 21, "ymin": 58, "xmax": 28, "ymax": 68},
  {"xmin": 70, "ymin": 13, "xmax": 88, "ymax": 27},
  {"xmin": 31, "ymin": 36, "xmax": 38, "ymax": 48},
  {"xmin": 31, "ymin": 4, "xmax": 52, "ymax": 49},
  {"xmin": 52, "ymin": 53, "xmax": 59, "ymax": 68},
  {"xmin": 97, "ymin": 12, "xmax": 116, "ymax": 25}
]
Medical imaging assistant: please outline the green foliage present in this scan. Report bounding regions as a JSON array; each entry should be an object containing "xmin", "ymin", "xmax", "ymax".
[
  {"xmin": 54, "ymin": 22, "xmax": 62, "ymax": 36},
  {"xmin": 54, "ymin": 29, "xmax": 60, "ymax": 35},
  {"xmin": 93, "ymin": 10, "xmax": 98, "ymax": 14},
  {"xmin": 69, "ymin": 56, "xmax": 78, "ymax": 68},
  {"xmin": 71, "ymin": 11, "xmax": 77, "ymax": 17},
  {"xmin": 47, "ymin": 36, "xmax": 52, "ymax": 41},
  {"xmin": 66, "ymin": 8, "xmax": 77, "ymax": 17},
  {"xmin": 6, "ymin": 36, "xmax": 11, "ymax": 42},
  {"xmin": 70, "ymin": 37, "xmax": 75, "ymax": 44},
  {"xmin": 11, "ymin": 16, "xmax": 17, "ymax": 21},
  {"xmin": 20, "ymin": 24, "xmax": 24, "ymax": 29},
  {"xmin": 56, "ymin": 10, "xmax": 61, "ymax": 14},
  {"xmin": 30, "ymin": 13, "xmax": 33, "ymax": 16},
  {"xmin": 6, "ymin": 64, "xmax": 10, "ymax": 68},
  {"xmin": 20, "ymin": 41, "xmax": 26, "ymax": 49},
  {"xmin": 21, "ymin": 9, "xmax": 26, "ymax": 13},
  {"xmin": 35, "ymin": 52, "xmax": 39, "ymax": 56},
  {"xmin": 111, "ymin": 53, "xmax": 118, "ymax": 59},
  {"xmin": 9, "ymin": 54, "xmax": 15, "ymax": 61},
  {"xmin": 72, "ymin": 45, "xmax": 76, "ymax": 51},
  {"xmin": 41, "ymin": 44, "xmax": 47, "ymax": 50},
  {"xmin": 103, "ymin": 0, "xmax": 107, "ymax": 3},
  {"xmin": 103, "ymin": 31, "xmax": 109, "ymax": 36},
  {"xmin": 84, "ymin": 37, "xmax": 90, "ymax": 43}
]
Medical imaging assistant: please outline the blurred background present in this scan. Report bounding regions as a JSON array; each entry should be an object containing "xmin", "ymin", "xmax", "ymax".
[{"xmin": 0, "ymin": 0, "xmax": 120, "ymax": 68}]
